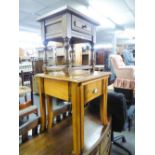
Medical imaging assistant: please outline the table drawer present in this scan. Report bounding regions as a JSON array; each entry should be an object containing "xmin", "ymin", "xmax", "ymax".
[
  {"xmin": 45, "ymin": 16, "xmax": 63, "ymax": 38},
  {"xmin": 44, "ymin": 79, "xmax": 69, "ymax": 101},
  {"xmin": 84, "ymin": 80, "xmax": 102, "ymax": 103},
  {"xmin": 72, "ymin": 15, "xmax": 92, "ymax": 35}
]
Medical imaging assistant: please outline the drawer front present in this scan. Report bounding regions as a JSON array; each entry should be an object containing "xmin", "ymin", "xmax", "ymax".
[
  {"xmin": 72, "ymin": 15, "xmax": 92, "ymax": 35},
  {"xmin": 44, "ymin": 79, "xmax": 69, "ymax": 101},
  {"xmin": 84, "ymin": 80, "xmax": 102, "ymax": 103},
  {"xmin": 45, "ymin": 16, "xmax": 63, "ymax": 38}
]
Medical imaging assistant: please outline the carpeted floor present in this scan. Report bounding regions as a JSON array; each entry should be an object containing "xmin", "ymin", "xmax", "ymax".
[
  {"xmin": 20, "ymin": 93, "xmax": 135, "ymax": 155},
  {"xmin": 111, "ymin": 123, "xmax": 135, "ymax": 155}
]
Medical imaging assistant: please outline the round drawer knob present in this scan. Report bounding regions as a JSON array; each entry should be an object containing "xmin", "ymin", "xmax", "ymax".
[{"xmin": 92, "ymin": 88, "xmax": 98, "ymax": 94}]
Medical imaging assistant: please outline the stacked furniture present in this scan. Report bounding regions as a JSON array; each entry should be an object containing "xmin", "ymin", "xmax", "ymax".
[
  {"xmin": 37, "ymin": 6, "xmax": 98, "ymax": 74},
  {"xmin": 19, "ymin": 6, "xmax": 111, "ymax": 155}
]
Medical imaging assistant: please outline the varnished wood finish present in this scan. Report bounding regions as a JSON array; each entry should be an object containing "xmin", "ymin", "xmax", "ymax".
[
  {"xmin": 100, "ymin": 78, "xmax": 109, "ymax": 125},
  {"xmin": 19, "ymin": 100, "xmax": 32, "ymax": 110},
  {"xmin": 84, "ymin": 79, "xmax": 102, "ymax": 103},
  {"xmin": 71, "ymin": 82, "xmax": 81, "ymax": 155},
  {"xmin": 84, "ymin": 115, "xmax": 111, "ymax": 155},
  {"xmin": 36, "ymin": 71, "xmax": 110, "ymax": 155},
  {"xmin": 37, "ymin": 77, "xmax": 46, "ymax": 132},
  {"xmin": 80, "ymin": 85, "xmax": 85, "ymax": 152},
  {"xmin": 46, "ymin": 95, "xmax": 53, "ymax": 130},
  {"xmin": 36, "ymin": 71, "xmax": 110, "ymax": 83},
  {"xmin": 44, "ymin": 78, "xmax": 69, "ymax": 101},
  {"xmin": 20, "ymin": 117, "xmax": 73, "ymax": 155},
  {"xmin": 20, "ymin": 114, "xmax": 111, "ymax": 155}
]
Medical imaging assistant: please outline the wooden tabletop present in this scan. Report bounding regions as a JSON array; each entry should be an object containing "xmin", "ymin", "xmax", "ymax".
[{"xmin": 35, "ymin": 71, "xmax": 110, "ymax": 83}]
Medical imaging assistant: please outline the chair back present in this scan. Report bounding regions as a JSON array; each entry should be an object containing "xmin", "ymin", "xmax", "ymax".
[
  {"xmin": 109, "ymin": 54, "xmax": 125, "ymax": 79},
  {"xmin": 110, "ymin": 54, "xmax": 125, "ymax": 71},
  {"xmin": 19, "ymin": 100, "xmax": 39, "ymax": 143},
  {"xmin": 107, "ymin": 92, "xmax": 127, "ymax": 132}
]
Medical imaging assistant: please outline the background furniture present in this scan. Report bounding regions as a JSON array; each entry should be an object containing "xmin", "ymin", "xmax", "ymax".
[
  {"xmin": 19, "ymin": 100, "xmax": 39, "ymax": 143},
  {"xmin": 122, "ymin": 50, "xmax": 135, "ymax": 66},
  {"xmin": 96, "ymin": 49, "xmax": 112, "ymax": 71},
  {"xmin": 19, "ymin": 58, "xmax": 33, "ymax": 102},
  {"xmin": 110, "ymin": 54, "xmax": 135, "ymax": 90},
  {"xmin": 109, "ymin": 54, "xmax": 135, "ymax": 130},
  {"xmin": 32, "ymin": 59, "xmax": 44, "ymax": 74},
  {"xmin": 19, "ymin": 71, "xmax": 34, "ymax": 103}
]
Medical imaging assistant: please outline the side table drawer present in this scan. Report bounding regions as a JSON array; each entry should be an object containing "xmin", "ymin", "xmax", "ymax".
[
  {"xmin": 72, "ymin": 15, "xmax": 92, "ymax": 35},
  {"xmin": 84, "ymin": 79, "xmax": 102, "ymax": 103},
  {"xmin": 44, "ymin": 78, "xmax": 69, "ymax": 101}
]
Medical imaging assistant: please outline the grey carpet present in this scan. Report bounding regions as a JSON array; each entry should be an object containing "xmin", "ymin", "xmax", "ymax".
[{"xmin": 111, "ymin": 123, "xmax": 135, "ymax": 155}]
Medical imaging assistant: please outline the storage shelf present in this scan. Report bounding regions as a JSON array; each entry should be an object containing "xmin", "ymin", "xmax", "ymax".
[{"xmin": 84, "ymin": 111, "xmax": 105, "ymax": 153}]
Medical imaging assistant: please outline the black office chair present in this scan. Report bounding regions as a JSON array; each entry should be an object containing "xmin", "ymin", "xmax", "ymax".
[
  {"xmin": 107, "ymin": 92, "xmax": 133, "ymax": 155},
  {"xmin": 88, "ymin": 92, "xmax": 133, "ymax": 155},
  {"xmin": 114, "ymin": 88, "xmax": 135, "ymax": 131}
]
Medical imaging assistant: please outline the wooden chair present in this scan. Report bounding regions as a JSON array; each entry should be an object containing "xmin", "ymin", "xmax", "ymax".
[
  {"xmin": 46, "ymin": 98, "xmax": 72, "ymax": 128},
  {"xmin": 19, "ymin": 100, "xmax": 39, "ymax": 143},
  {"xmin": 19, "ymin": 71, "xmax": 34, "ymax": 103}
]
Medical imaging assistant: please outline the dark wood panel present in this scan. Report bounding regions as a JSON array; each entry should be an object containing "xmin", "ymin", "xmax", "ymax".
[{"xmin": 96, "ymin": 50, "xmax": 105, "ymax": 64}]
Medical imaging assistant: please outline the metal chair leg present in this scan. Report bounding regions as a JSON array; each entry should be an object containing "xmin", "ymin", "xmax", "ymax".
[{"xmin": 114, "ymin": 135, "xmax": 126, "ymax": 143}]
